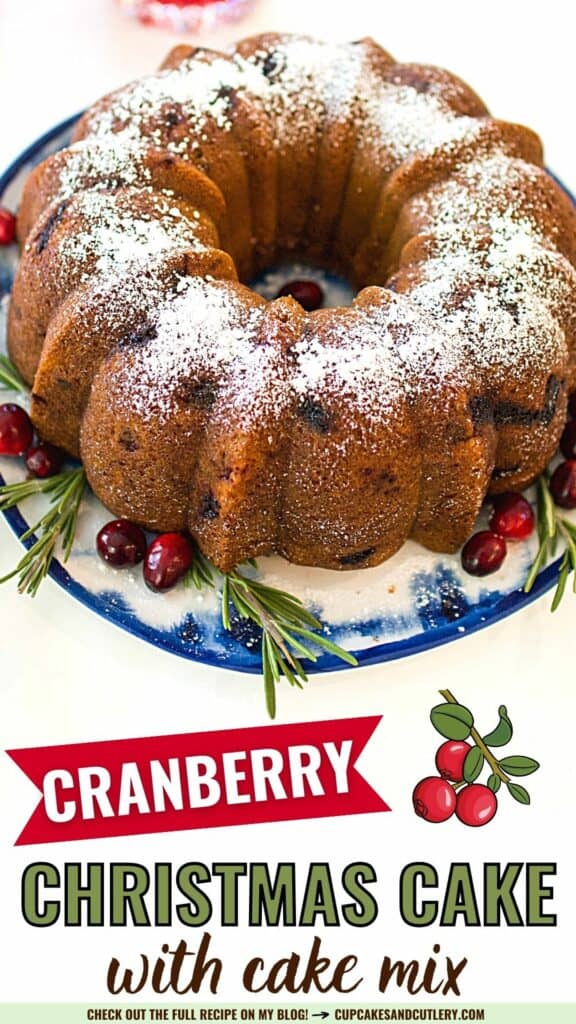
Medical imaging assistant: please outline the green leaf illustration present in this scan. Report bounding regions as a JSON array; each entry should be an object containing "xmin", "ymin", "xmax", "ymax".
[
  {"xmin": 487, "ymin": 773, "xmax": 501, "ymax": 793},
  {"xmin": 430, "ymin": 702, "xmax": 474, "ymax": 740},
  {"xmin": 507, "ymin": 782, "xmax": 530, "ymax": 805},
  {"xmin": 499, "ymin": 756, "xmax": 540, "ymax": 777},
  {"xmin": 463, "ymin": 746, "xmax": 484, "ymax": 783},
  {"xmin": 483, "ymin": 705, "xmax": 513, "ymax": 747}
]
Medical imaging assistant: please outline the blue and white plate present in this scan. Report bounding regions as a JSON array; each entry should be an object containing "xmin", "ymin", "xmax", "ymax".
[{"xmin": 0, "ymin": 118, "xmax": 572, "ymax": 675}]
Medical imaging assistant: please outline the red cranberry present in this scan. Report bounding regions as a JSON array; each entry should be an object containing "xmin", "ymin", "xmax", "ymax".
[
  {"xmin": 549, "ymin": 460, "xmax": 576, "ymax": 510},
  {"xmin": 461, "ymin": 530, "xmax": 507, "ymax": 577},
  {"xmin": 0, "ymin": 403, "xmax": 34, "ymax": 456},
  {"xmin": 143, "ymin": 532, "xmax": 194, "ymax": 591},
  {"xmin": 277, "ymin": 279, "xmax": 324, "ymax": 312},
  {"xmin": 97, "ymin": 519, "xmax": 147, "ymax": 568},
  {"xmin": 412, "ymin": 776, "xmax": 456, "ymax": 823},
  {"xmin": 25, "ymin": 442, "xmax": 64, "ymax": 479},
  {"xmin": 489, "ymin": 492, "xmax": 535, "ymax": 541},
  {"xmin": 568, "ymin": 393, "xmax": 576, "ymax": 419},
  {"xmin": 456, "ymin": 784, "xmax": 498, "ymax": 827},
  {"xmin": 435, "ymin": 740, "xmax": 471, "ymax": 783},
  {"xmin": 0, "ymin": 207, "xmax": 16, "ymax": 246},
  {"xmin": 560, "ymin": 421, "xmax": 576, "ymax": 460}
]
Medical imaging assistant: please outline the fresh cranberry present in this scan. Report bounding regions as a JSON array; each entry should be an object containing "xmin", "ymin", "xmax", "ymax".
[
  {"xmin": 97, "ymin": 519, "xmax": 147, "ymax": 568},
  {"xmin": 435, "ymin": 740, "xmax": 472, "ymax": 783},
  {"xmin": 461, "ymin": 530, "xmax": 507, "ymax": 577},
  {"xmin": 0, "ymin": 207, "xmax": 16, "ymax": 245},
  {"xmin": 0, "ymin": 403, "xmax": 34, "ymax": 456},
  {"xmin": 560, "ymin": 421, "xmax": 576, "ymax": 460},
  {"xmin": 25, "ymin": 442, "xmax": 64, "ymax": 479},
  {"xmin": 549, "ymin": 460, "xmax": 576, "ymax": 510},
  {"xmin": 412, "ymin": 776, "xmax": 457, "ymax": 823},
  {"xmin": 277, "ymin": 279, "xmax": 324, "ymax": 311},
  {"xmin": 456, "ymin": 784, "xmax": 498, "ymax": 827},
  {"xmin": 143, "ymin": 532, "xmax": 194, "ymax": 591},
  {"xmin": 489, "ymin": 492, "xmax": 535, "ymax": 541},
  {"xmin": 569, "ymin": 393, "xmax": 576, "ymax": 419}
]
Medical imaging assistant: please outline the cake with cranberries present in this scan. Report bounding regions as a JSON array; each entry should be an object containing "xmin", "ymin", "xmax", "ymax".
[{"xmin": 7, "ymin": 34, "xmax": 576, "ymax": 572}]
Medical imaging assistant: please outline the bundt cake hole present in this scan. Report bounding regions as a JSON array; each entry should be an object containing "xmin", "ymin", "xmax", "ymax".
[{"xmin": 250, "ymin": 261, "xmax": 356, "ymax": 307}]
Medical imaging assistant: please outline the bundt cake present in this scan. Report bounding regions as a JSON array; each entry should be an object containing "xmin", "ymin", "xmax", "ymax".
[{"xmin": 7, "ymin": 34, "xmax": 576, "ymax": 572}]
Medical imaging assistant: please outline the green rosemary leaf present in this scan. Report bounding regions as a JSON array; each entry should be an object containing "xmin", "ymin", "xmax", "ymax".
[
  {"xmin": 551, "ymin": 552, "xmax": 570, "ymax": 612},
  {"xmin": 196, "ymin": 559, "xmax": 356, "ymax": 715},
  {"xmin": 524, "ymin": 537, "xmax": 548, "ymax": 594},
  {"xmin": 539, "ymin": 476, "xmax": 557, "ymax": 541},
  {"xmin": 287, "ymin": 624, "xmax": 357, "ymax": 665},
  {"xmin": 558, "ymin": 523, "xmax": 576, "ymax": 594},
  {"xmin": 0, "ymin": 471, "xmax": 72, "ymax": 512},
  {"xmin": 526, "ymin": 472, "xmax": 576, "ymax": 610},
  {"xmin": 266, "ymin": 635, "xmax": 281, "ymax": 683},
  {"xmin": 239, "ymin": 576, "xmax": 320, "ymax": 614},
  {"xmin": 229, "ymin": 584, "xmax": 255, "ymax": 622},
  {"xmin": 275, "ymin": 624, "xmax": 319, "ymax": 662},
  {"xmin": 262, "ymin": 637, "xmax": 277, "ymax": 720},
  {"xmin": 183, "ymin": 547, "xmax": 216, "ymax": 590},
  {"xmin": 255, "ymin": 593, "xmax": 322, "ymax": 629},
  {"xmin": 0, "ymin": 354, "xmax": 27, "ymax": 393},
  {"xmin": 0, "ymin": 467, "xmax": 86, "ymax": 596},
  {"xmin": 561, "ymin": 522, "xmax": 576, "ymax": 563},
  {"xmin": 221, "ymin": 575, "xmax": 231, "ymax": 630},
  {"xmin": 561, "ymin": 518, "xmax": 576, "ymax": 542},
  {"xmin": 273, "ymin": 648, "xmax": 303, "ymax": 690}
]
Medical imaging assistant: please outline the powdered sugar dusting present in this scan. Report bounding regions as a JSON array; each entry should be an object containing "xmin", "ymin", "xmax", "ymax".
[
  {"xmin": 361, "ymin": 83, "xmax": 478, "ymax": 163},
  {"xmin": 291, "ymin": 305, "xmax": 412, "ymax": 422},
  {"xmin": 38, "ymin": 190, "xmax": 209, "ymax": 285},
  {"xmin": 391, "ymin": 156, "xmax": 576, "ymax": 392},
  {"xmin": 83, "ymin": 54, "xmax": 268, "ymax": 150},
  {"xmin": 53, "ymin": 137, "xmax": 151, "ymax": 201},
  {"xmin": 243, "ymin": 35, "xmax": 479, "ymax": 162},
  {"xmin": 118, "ymin": 278, "xmax": 288, "ymax": 428}
]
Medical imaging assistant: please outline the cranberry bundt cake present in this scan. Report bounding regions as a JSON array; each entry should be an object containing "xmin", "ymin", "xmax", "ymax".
[{"xmin": 8, "ymin": 34, "xmax": 576, "ymax": 572}]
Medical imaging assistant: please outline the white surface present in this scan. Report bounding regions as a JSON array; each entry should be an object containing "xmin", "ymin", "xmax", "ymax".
[{"xmin": 0, "ymin": 0, "xmax": 575, "ymax": 1005}]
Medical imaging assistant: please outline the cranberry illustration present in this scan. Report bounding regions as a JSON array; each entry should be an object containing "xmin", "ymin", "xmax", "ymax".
[
  {"xmin": 0, "ymin": 207, "xmax": 16, "ymax": 245},
  {"xmin": 461, "ymin": 530, "xmax": 507, "ymax": 577},
  {"xmin": 456, "ymin": 784, "xmax": 498, "ymax": 827},
  {"xmin": 0, "ymin": 403, "xmax": 34, "ymax": 456},
  {"xmin": 143, "ymin": 532, "xmax": 194, "ymax": 591},
  {"xmin": 569, "ymin": 393, "xmax": 576, "ymax": 419},
  {"xmin": 560, "ymin": 421, "xmax": 576, "ymax": 460},
  {"xmin": 277, "ymin": 279, "xmax": 324, "ymax": 311},
  {"xmin": 435, "ymin": 740, "xmax": 472, "ymax": 783},
  {"xmin": 412, "ymin": 776, "xmax": 457, "ymax": 823},
  {"xmin": 489, "ymin": 492, "xmax": 535, "ymax": 541},
  {"xmin": 97, "ymin": 519, "xmax": 147, "ymax": 568},
  {"xmin": 25, "ymin": 442, "xmax": 64, "ymax": 479},
  {"xmin": 549, "ymin": 460, "xmax": 576, "ymax": 510}
]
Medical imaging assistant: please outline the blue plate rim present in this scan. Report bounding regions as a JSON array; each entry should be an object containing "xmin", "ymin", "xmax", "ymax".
[{"xmin": 0, "ymin": 113, "xmax": 571, "ymax": 676}]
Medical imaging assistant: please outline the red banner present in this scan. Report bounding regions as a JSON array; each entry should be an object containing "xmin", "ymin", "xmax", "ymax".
[{"xmin": 7, "ymin": 717, "xmax": 389, "ymax": 845}]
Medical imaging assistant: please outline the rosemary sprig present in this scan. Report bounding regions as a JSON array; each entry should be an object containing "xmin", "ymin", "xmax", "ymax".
[
  {"xmin": 0, "ymin": 467, "xmax": 86, "ymax": 595},
  {"xmin": 0, "ymin": 354, "xmax": 26, "ymax": 393},
  {"xmin": 524, "ymin": 475, "xmax": 576, "ymax": 610},
  {"xmin": 187, "ymin": 548, "xmax": 358, "ymax": 718}
]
